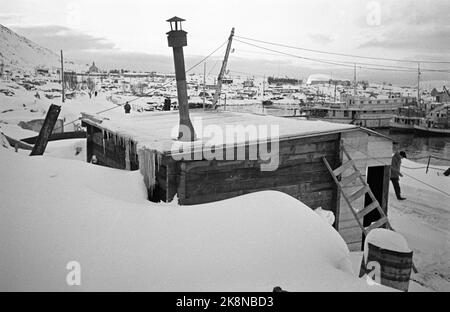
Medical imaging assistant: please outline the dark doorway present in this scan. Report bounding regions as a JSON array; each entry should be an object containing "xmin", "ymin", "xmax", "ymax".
[{"xmin": 362, "ymin": 165, "xmax": 390, "ymax": 247}]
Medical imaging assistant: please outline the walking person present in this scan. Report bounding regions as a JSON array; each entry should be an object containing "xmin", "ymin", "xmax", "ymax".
[
  {"xmin": 124, "ymin": 102, "xmax": 131, "ymax": 114},
  {"xmin": 163, "ymin": 97, "xmax": 171, "ymax": 111},
  {"xmin": 390, "ymin": 151, "xmax": 407, "ymax": 200}
]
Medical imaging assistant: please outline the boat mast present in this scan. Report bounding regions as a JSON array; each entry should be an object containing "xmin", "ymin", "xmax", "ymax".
[
  {"xmin": 212, "ymin": 27, "xmax": 234, "ymax": 109},
  {"xmin": 417, "ymin": 62, "xmax": 421, "ymax": 107}
]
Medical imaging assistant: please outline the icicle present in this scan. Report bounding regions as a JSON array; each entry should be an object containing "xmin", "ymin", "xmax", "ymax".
[
  {"xmin": 102, "ymin": 129, "xmax": 106, "ymax": 155},
  {"xmin": 138, "ymin": 148, "xmax": 158, "ymax": 195},
  {"xmin": 156, "ymin": 152, "xmax": 162, "ymax": 171},
  {"xmin": 125, "ymin": 138, "xmax": 130, "ymax": 170}
]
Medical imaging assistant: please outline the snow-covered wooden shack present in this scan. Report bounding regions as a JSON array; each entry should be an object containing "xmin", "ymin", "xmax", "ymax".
[{"xmin": 81, "ymin": 110, "xmax": 393, "ymax": 251}]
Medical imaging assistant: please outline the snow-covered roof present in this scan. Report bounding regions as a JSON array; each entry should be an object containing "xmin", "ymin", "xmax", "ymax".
[
  {"xmin": 81, "ymin": 110, "xmax": 358, "ymax": 153},
  {"xmin": 306, "ymin": 74, "xmax": 350, "ymax": 85}
]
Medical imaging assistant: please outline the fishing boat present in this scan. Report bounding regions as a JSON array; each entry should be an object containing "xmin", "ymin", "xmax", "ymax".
[
  {"xmin": 304, "ymin": 95, "xmax": 413, "ymax": 128},
  {"xmin": 390, "ymin": 103, "xmax": 450, "ymax": 136}
]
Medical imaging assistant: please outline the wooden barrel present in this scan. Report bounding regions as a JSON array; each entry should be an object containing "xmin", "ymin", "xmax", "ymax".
[{"xmin": 362, "ymin": 242, "xmax": 413, "ymax": 292}]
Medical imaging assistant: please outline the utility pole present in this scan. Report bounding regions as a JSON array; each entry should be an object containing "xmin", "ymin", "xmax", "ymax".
[
  {"xmin": 262, "ymin": 75, "xmax": 265, "ymax": 113},
  {"xmin": 353, "ymin": 63, "xmax": 357, "ymax": 97},
  {"xmin": 60, "ymin": 50, "xmax": 65, "ymax": 103},
  {"xmin": 212, "ymin": 27, "xmax": 234, "ymax": 109},
  {"xmin": 166, "ymin": 16, "xmax": 196, "ymax": 141},
  {"xmin": 334, "ymin": 81, "xmax": 337, "ymax": 103},
  {"xmin": 203, "ymin": 62, "xmax": 206, "ymax": 110}
]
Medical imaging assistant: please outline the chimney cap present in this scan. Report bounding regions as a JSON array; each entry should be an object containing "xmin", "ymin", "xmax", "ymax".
[{"xmin": 166, "ymin": 16, "xmax": 185, "ymax": 22}]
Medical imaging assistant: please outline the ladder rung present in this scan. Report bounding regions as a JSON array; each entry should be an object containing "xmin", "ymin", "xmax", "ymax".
[
  {"xmin": 333, "ymin": 160, "xmax": 355, "ymax": 176},
  {"xmin": 365, "ymin": 217, "xmax": 388, "ymax": 233},
  {"xmin": 356, "ymin": 201, "xmax": 380, "ymax": 219},
  {"xmin": 348, "ymin": 185, "xmax": 369, "ymax": 202},
  {"xmin": 340, "ymin": 170, "xmax": 361, "ymax": 186}
]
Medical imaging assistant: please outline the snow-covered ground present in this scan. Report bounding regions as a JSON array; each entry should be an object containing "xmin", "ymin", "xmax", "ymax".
[
  {"xmin": 0, "ymin": 146, "xmax": 397, "ymax": 291},
  {"xmin": 0, "ymin": 80, "xmax": 168, "ymax": 138},
  {"xmin": 1, "ymin": 79, "xmax": 447, "ymax": 291},
  {"xmin": 388, "ymin": 159, "xmax": 450, "ymax": 292}
]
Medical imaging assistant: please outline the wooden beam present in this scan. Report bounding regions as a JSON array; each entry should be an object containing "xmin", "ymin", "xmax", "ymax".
[{"xmin": 30, "ymin": 104, "xmax": 61, "ymax": 156}]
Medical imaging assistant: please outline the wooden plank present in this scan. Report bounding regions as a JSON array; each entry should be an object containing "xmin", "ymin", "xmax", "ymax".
[
  {"xmin": 333, "ymin": 160, "xmax": 354, "ymax": 176},
  {"xmin": 340, "ymin": 170, "xmax": 361, "ymax": 186},
  {"xmin": 2, "ymin": 134, "xmax": 34, "ymax": 150},
  {"xmin": 339, "ymin": 218, "xmax": 362, "ymax": 230},
  {"xmin": 279, "ymin": 140, "xmax": 337, "ymax": 155},
  {"xmin": 30, "ymin": 104, "xmax": 61, "ymax": 156},
  {"xmin": 356, "ymin": 201, "xmax": 379, "ymax": 219},
  {"xmin": 347, "ymin": 241, "xmax": 362, "ymax": 252},
  {"xmin": 340, "ymin": 227, "xmax": 363, "ymax": 244},
  {"xmin": 365, "ymin": 217, "xmax": 388, "ymax": 232},
  {"xmin": 347, "ymin": 185, "xmax": 369, "ymax": 203},
  {"xmin": 381, "ymin": 165, "xmax": 390, "ymax": 214}
]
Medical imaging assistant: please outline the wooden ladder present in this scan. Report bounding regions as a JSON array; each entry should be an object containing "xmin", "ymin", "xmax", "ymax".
[
  {"xmin": 323, "ymin": 147, "xmax": 418, "ymax": 274},
  {"xmin": 322, "ymin": 146, "xmax": 391, "ymax": 236}
]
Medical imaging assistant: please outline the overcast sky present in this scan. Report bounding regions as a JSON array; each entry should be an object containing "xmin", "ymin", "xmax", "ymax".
[{"xmin": 1, "ymin": 0, "xmax": 449, "ymax": 85}]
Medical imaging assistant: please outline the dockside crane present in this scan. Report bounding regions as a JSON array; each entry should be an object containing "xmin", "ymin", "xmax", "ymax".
[{"xmin": 212, "ymin": 27, "xmax": 234, "ymax": 109}]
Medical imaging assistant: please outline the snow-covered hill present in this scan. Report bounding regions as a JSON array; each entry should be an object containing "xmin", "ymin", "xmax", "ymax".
[{"xmin": 0, "ymin": 24, "xmax": 61, "ymax": 71}]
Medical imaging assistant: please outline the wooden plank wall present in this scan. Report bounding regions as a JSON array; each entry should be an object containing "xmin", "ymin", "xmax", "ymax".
[
  {"xmin": 85, "ymin": 124, "xmax": 139, "ymax": 170},
  {"xmin": 339, "ymin": 131, "xmax": 393, "ymax": 251},
  {"xmin": 177, "ymin": 133, "xmax": 341, "ymax": 228}
]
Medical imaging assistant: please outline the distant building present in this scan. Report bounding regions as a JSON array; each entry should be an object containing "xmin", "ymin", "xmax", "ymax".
[
  {"xmin": 35, "ymin": 67, "xmax": 49, "ymax": 76},
  {"xmin": 431, "ymin": 87, "xmax": 450, "ymax": 103},
  {"xmin": 306, "ymin": 74, "xmax": 350, "ymax": 86},
  {"xmin": 268, "ymin": 76, "xmax": 302, "ymax": 85},
  {"xmin": 88, "ymin": 62, "xmax": 99, "ymax": 74}
]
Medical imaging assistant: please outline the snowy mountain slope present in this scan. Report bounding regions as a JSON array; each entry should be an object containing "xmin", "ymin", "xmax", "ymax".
[{"xmin": 0, "ymin": 24, "xmax": 61, "ymax": 71}]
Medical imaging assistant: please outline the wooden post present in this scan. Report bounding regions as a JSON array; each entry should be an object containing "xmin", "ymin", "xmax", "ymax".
[
  {"xmin": 61, "ymin": 50, "xmax": 65, "ymax": 103},
  {"xmin": 30, "ymin": 104, "xmax": 61, "ymax": 156},
  {"xmin": 417, "ymin": 63, "xmax": 421, "ymax": 106},
  {"xmin": 426, "ymin": 155, "xmax": 431, "ymax": 174}
]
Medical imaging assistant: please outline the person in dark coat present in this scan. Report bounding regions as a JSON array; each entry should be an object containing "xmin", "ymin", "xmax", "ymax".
[
  {"xmin": 163, "ymin": 97, "xmax": 171, "ymax": 111},
  {"xmin": 124, "ymin": 102, "xmax": 131, "ymax": 114},
  {"xmin": 390, "ymin": 151, "xmax": 407, "ymax": 200}
]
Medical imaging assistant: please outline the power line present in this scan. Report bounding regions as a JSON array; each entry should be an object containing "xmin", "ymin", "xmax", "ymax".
[
  {"xmin": 185, "ymin": 40, "xmax": 228, "ymax": 73},
  {"xmin": 235, "ymin": 35, "xmax": 450, "ymax": 65},
  {"xmin": 207, "ymin": 59, "xmax": 221, "ymax": 76},
  {"xmin": 234, "ymin": 39, "xmax": 450, "ymax": 74},
  {"xmin": 234, "ymin": 43, "xmax": 450, "ymax": 73}
]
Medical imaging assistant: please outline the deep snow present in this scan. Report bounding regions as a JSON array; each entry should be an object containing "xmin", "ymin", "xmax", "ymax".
[
  {"xmin": 0, "ymin": 147, "xmax": 393, "ymax": 292},
  {"xmin": 388, "ymin": 159, "xmax": 450, "ymax": 291}
]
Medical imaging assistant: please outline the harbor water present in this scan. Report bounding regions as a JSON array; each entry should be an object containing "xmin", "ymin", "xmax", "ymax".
[
  {"xmin": 381, "ymin": 130, "xmax": 450, "ymax": 167},
  {"xmin": 221, "ymin": 104, "xmax": 450, "ymax": 168}
]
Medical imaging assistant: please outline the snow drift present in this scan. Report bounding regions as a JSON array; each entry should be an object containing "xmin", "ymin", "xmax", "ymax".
[{"xmin": 0, "ymin": 147, "xmax": 390, "ymax": 291}]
